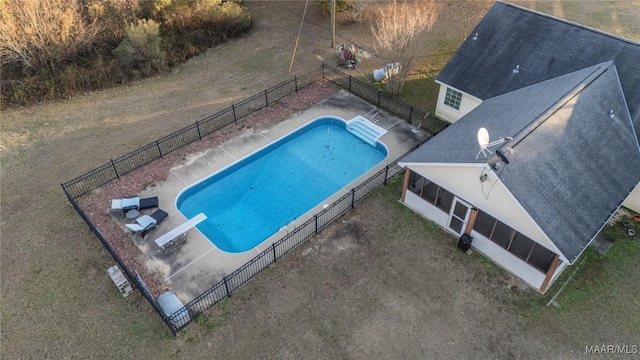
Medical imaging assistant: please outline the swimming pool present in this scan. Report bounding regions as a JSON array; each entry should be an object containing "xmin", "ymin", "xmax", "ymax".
[{"xmin": 176, "ymin": 116, "xmax": 387, "ymax": 253}]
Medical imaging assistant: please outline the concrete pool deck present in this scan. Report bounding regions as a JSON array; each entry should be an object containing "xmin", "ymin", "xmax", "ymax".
[{"xmin": 128, "ymin": 90, "xmax": 430, "ymax": 303}]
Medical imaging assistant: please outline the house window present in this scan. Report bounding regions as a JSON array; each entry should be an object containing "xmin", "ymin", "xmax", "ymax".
[
  {"xmin": 407, "ymin": 172, "xmax": 454, "ymax": 213},
  {"xmin": 472, "ymin": 210, "xmax": 556, "ymax": 273},
  {"xmin": 444, "ymin": 88, "xmax": 462, "ymax": 110}
]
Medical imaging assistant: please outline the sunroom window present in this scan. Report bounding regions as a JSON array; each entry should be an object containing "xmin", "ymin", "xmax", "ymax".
[
  {"xmin": 407, "ymin": 172, "xmax": 454, "ymax": 213},
  {"xmin": 472, "ymin": 210, "xmax": 557, "ymax": 273}
]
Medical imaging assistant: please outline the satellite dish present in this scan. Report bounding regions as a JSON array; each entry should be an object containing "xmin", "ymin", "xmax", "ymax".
[
  {"xmin": 477, "ymin": 128, "xmax": 490, "ymax": 148},
  {"xmin": 476, "ymin": 127, "xmax": 493, "ymax": 159},
  {"xmin": 496, "ymin": 149, "xmax": 510, "ymax": 164},
  {"xmin": 475, "ymin": 128, "xmax": 512, "ymax": 160}
]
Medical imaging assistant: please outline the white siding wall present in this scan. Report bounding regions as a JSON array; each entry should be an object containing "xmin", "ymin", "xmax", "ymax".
[
  {"xmin": 404, "ymin": 186, "xmax": 567, "ymax": 292},
  {"xmin": 434, "ymin": 85, "xmax": 482, "ymax": 123},
  {"xmin": 403, "ymin": 191, "xmax": 449, "ymax": 227},
  {"xmin": 399, "ymin": 164, "xmax": 572, "ymax": 292},
  {"xmin": 622, "ymin": 182, "xmax": 640, "ymax": 213},
  {"xmin": 470, "ymin": 230, "xmax": 568, "ymax": 292},
  {"xmin": 470, "ymin": 230, "xmax": 546, "ymax": 290},
  {"xmin": 408, "ymin": 164, "xmax": 562, "ymax": 256}
]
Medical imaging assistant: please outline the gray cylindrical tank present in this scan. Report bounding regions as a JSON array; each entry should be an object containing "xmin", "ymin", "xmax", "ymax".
[{"xmin": 373, "ymin": 68, "xmax": 386, "ymax": 82}]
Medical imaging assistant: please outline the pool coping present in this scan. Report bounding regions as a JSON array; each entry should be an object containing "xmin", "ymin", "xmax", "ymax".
[
  {"xmin": 128, "ymin": 90, "xmax": 429, "ymax": 303},
  {"xmin": 175, "ymin": 116, "xmax": 388, "ymax": 253}
]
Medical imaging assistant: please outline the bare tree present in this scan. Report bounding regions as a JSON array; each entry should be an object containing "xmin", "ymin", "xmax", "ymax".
[
  {"xmin": 370, "ymin": 0, "xmax": 438, "ymax": 95},
  {"xmin": 347, "ymin": 0, "xmax": 373, "ymax": 23},
  {"xmin": 0, "ymin": 0, "xmax": 99, "ymax": 74}
]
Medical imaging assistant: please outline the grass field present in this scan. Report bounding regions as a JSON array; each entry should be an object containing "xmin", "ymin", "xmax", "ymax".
[{"xmin": 2, "ymin": 1, "xmax": 639, "ymax": 358}]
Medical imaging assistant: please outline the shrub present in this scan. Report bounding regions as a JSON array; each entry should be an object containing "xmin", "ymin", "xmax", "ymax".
[
  {"xmin": 58, "ymin": 56, "xmax": 125, "ymax": 95},
  {"xmin": 113, "ymin": 19, "xmax": 166, "ymax": 78},
  {"xmin": 160, "ymin": 0, "xmax": 251, "ymax": 63},
  {"xmin": 161, "ymin": 0, "xmax": 251, "ymax": 46},
  {"xmin": 162, "ymin": 34, "xmax": 201, "ymax": 67},
  {"xmin": 85, "ymin": 0, "xmax": 149, "ymax": 45},
  {"xmin": 211, "ymin": 1, "xmax": 253, "ymax": 41},
  {"xmin": 0, "ymin": 0, "xmax": 251, "ymax": 108},
  {"xmin": 317, "ymin": 0, "xmax": 351, "ymax": 16}
]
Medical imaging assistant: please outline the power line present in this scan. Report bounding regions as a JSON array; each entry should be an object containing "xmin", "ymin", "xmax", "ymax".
[{"xmin": 288, "ymin": 0, "xmax": 311, "ymax": 73}]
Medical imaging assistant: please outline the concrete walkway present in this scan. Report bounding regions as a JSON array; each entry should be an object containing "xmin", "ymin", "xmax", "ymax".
[{"xmin": 133, "ymin": 90, "xmax": 429, "ymax": 303}]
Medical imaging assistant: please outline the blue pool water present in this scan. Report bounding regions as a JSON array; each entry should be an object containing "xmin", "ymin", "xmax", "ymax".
[{"xmin": 176, "ymin": 117, "xmax": 387, "ymax": 253}]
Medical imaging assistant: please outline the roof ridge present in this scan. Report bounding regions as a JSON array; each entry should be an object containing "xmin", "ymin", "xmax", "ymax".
[
  {"xmin": 498, "ymin": 1, "xmax": 640, "ymax": 47},
  {"xmin": 492, "ymin": 61, "xmax": 614, "ymax": 158}
]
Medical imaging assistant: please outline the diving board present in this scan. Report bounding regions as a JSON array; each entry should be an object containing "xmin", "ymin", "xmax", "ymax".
[{"xmin": 155, "ymin": 213, "xmax": 207, "ymax": 251}]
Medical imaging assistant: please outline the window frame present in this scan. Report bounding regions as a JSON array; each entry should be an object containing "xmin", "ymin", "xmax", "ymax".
[
  {"xmin": 444, "ymin": 87, "xmax": 463, "ymax": 110},
  {"xmin": 407, "ymin": 173, "xmax": 453, "ymax": 213},
  {"xmin": 407, "ymin": 174, "xmax": 558, "ymax": 274},
  {"xmin": 472, "ymin": 210, "xmax": 556, "ymax": 273}
]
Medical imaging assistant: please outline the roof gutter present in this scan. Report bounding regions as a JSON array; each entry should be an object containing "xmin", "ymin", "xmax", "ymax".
[
  {"xmin": 569, "ymin": 195, "xmax": 631, "ymax": 265},
  {"xmin": 397, "ymin": 162, "xmax": 486, "ymax": 169}
]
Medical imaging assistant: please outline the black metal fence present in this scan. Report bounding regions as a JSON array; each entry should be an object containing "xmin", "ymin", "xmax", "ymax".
[
  {"xmin": 61, "ymin": 64, "xmax": 449, "ymax": 335},
  {"xmin": 167, "ymin": 145, "xmax": 426, "ymax": 332},
  {"xmin": 321, "ymin": 64, "xmax": 449, "ymax": 135},
  {"xmin": 62, "ymin": 70, "xmax": 320, "ymax": 200}
]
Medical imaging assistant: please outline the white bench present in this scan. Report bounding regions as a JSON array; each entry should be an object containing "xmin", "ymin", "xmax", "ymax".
[{"xmin": 154, "ymin": 213, "xmax": 207, "ymax": 251}]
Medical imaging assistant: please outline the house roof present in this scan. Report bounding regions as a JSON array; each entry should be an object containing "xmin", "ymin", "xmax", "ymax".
[
  {"xmin": 403, "ymin": 63, "xmax": 613, "ymax": 165},
  {"xmin": 436, "ymin": 1, "xmax": 640, "ymax": 131},
  {"xmin": 402, "ymin": 61, "xmax": 640, "ymax": 263}
]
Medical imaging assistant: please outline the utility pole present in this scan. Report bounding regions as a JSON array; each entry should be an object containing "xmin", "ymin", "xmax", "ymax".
[{"xmin": 330, "ymin": 0, "xmax": 336, "ymax": 48}]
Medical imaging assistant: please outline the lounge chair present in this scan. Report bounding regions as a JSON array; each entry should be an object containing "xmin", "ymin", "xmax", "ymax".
[
  {"xmin": 111, "ymin": 196, "xmax": 159, "ymax": 213},
  {"xmin": 125, "ymin": 209, "xmax": 169, "ymax": 237}
]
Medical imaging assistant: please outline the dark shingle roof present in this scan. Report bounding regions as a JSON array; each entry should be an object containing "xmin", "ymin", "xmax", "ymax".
[
  {"xmin": 437, "ymin": 1, "xmax": 640, "ymax": 129},
  {"xmin": 402, "ymin": 63, "xmax": 610, "ymax": 165},
  {"xmin": 404, "ymin": 62, "xmax": 640, "ymax": 262}
]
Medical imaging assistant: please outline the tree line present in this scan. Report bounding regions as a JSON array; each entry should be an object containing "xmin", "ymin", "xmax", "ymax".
[{"xmin": 0, "ymin": 0, "xmax": 252, "ymax": 108}]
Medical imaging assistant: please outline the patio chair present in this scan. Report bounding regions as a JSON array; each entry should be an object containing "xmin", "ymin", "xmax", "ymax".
[
  {"xmin": 125, "ymin": 209, "xmax": 169, "ymax": 237},
  {"xmin": 111, "ymin": 196, "xmax": 159, "ymax": 213}
]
